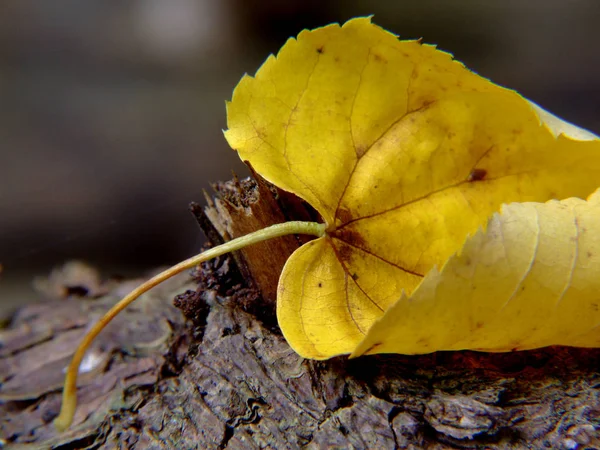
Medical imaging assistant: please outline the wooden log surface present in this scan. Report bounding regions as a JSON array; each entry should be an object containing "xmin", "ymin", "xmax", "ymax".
[{"xmin": 1, "ymin": 175, "xmax": 599, "ymax": 449}]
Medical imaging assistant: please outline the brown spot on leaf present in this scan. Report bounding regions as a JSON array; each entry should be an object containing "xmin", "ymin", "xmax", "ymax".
[
  {"xmin": 467, "ymin": 168, "xmax": 487, "ymax": 182},
  {"xmin": 351, "ymin": 273, "xmax": 359, "ymax": 281},
  {"xmin": 318, "ymin": 282, "xmax": 322, "ymax": 288},
  {"xmin": 355, "ymin": 145, "xmax": 367, "ymax": 157},
  {"xmin": 365, "ymin": 342, "xmax": 382, "ymax": 354},
  {"xmin": 255, "ymin": 126, "xmax": 268, "ymax": 140},
  {"xmin": 332, "ymin": 229, "xmax": 367, "ymax": 249},
  {"xmin": 337, "ymin": 244, "xmax": 353, "ymax": 263},
  {"xmin": 475, "ymin": 321, "xmax": 484, "ymax": 329},
  {"xmin": 336, "ymin": 208, "xmax": 354, "ymax": 224},
  {"xmin": 316, "ymin": 46, "xmax": 324, "ymax": 54},
  {"xmin": 416, "ymin": 337, "xmax": 429, "ymax": 347},
  {"xmin": 373, "ymin": 53, "xmax": 387, "ymax": 63}
]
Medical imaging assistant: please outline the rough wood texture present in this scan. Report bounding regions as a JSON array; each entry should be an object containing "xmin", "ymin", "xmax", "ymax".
[
  {"xmin": 201, "ymin": 170, "xmax": 319, "ymax": 304},
  {"xmin": 1, "ymin": 176, "xmax": 599, "ymax": 449}
]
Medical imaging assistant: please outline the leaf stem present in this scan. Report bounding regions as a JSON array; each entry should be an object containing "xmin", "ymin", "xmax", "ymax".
[{"xmin": 54, "ymin": 221, "xmax": 326, "ymax": 432}]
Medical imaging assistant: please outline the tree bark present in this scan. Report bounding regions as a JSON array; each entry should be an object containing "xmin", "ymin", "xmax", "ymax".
[{"xmin": 1, "ymin": 174, "xmax": 599, "ymax": 449}]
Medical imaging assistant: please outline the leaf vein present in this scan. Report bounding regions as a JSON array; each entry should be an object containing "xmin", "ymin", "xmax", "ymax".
[
  {"xmin": 555, "ymin": 210, "xmax": 579, "ymax": 308},
  {"xmin": 335, "ymin": 238, "xmax": 424, "ymax": 278},
  {"xmin": 500, "ymin": 207, "xmax": 540, "ymax": 311},
  {"xmin": 338, "ymin": 170, "xmax": 534, "ymax": 230}
]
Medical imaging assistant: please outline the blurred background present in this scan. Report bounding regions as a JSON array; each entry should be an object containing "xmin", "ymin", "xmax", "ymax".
[{"xmin": 1, "ymin": 0, "xmax": 599, "ymax": 315}]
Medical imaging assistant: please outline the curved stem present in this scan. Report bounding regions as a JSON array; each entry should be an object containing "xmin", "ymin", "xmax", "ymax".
[{"xmin": 54, "ymin": 221, "xmax": 326, "ymax": 432}]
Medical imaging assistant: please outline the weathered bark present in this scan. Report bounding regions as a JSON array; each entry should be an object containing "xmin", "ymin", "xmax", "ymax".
[{"xmin": 1, "ymin": 175, "xmax": 599, "ymax": 449}]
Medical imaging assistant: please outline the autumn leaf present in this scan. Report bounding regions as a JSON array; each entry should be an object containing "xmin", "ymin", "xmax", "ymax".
[
  {"xmin": 225, "ymin": 17, "xmax": 600, "ymax": 359},
  {"xmin": 55, "ymin": 17, "xmax": 600, "ymax": 431},
  {"xmin": 352, "ymin": 188, "xmax": 600, "ymax": 356}
]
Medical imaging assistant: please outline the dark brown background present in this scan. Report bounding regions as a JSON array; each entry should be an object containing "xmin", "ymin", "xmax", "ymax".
[{"xmin": 1, "ymin": 0, "xmax": 599, "ymax": 315}]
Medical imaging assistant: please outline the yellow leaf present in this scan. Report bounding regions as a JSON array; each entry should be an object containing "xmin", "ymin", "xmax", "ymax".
[
  {"xmin": 225, "ymin": 17, "xmax": 600, "ymax": 359},
  {"xmin": 54, "ymin": 17, "xmax": 600, "ymax": 431},
  {"xmin": 352, "ymin": 189, "xmax": 600, "ymax": 356}
]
